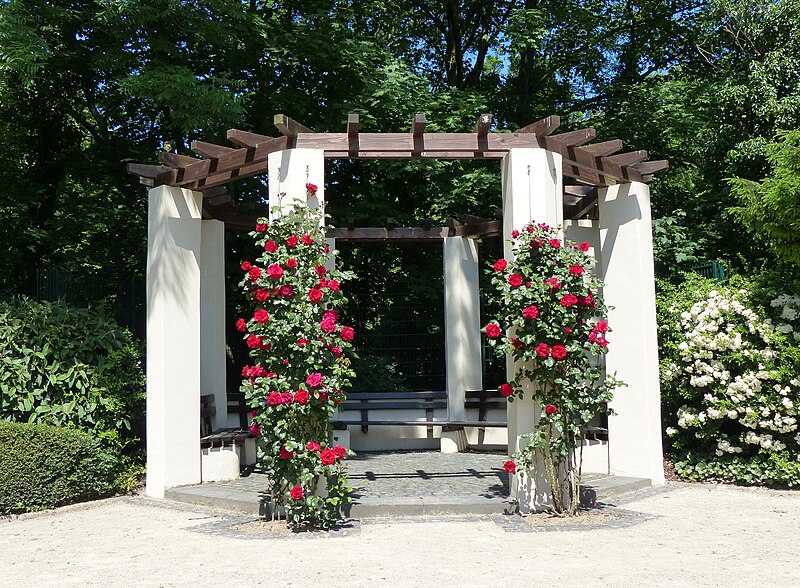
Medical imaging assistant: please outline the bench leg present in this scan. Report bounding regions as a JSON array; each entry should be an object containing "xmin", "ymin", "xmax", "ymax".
[{"xmin": 440, "ymin": 428, "xmax": 467, "ymax": 453}]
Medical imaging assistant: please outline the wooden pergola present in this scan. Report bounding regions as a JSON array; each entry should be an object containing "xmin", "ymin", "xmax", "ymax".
[{"xmin": 128, "ymin": 113, "xmax": 668, "ymax": 236}]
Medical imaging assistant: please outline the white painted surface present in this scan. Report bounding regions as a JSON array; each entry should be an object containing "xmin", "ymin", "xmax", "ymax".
[
  {"xmin": 443, "ymin": 237, "xmax": 483, "ymax": 423},
  {"xmin": 201, "ymin": 446, "xmax": 241, "ymax": 482},
  {"xmin": 146, "ymin": 186, "xmax": 203, "ymax": 498},
  {"xmin": 440, "ymin": 429, "xmax": 468, "ymax": 453},
  {"xmin": 267, "ymin": 149, "xmax": 325, "ymax": 219},
  {"xmin": 501, "ymin": 148, "xmax": 563, "ymax": 511},
  {"xmin": 598, "ymin": 182, "xmax": 665, "ymax": 484},
  {"xmin": 200, "ymin": 220, "xmax": 228, "ymax": 432}
]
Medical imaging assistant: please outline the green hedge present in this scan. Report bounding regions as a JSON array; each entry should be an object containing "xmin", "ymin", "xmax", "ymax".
[{"xmin": 0, "ymin": 421, "xmax": 117, "ymax": 515}]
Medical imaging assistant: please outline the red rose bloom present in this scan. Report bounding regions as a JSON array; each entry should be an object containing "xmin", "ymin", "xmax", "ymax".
[
  {"xmin": 294, "ymin": 389, "xmax": 309, "ymax": 404},
  {"xmin": 246, "ymin": 334, "xmax": 262, "ymax": 349},
  {"xmin": 579, "ymin": 241, "xmax": 591, "ymax": 252},
  {"xmin": 320, "ymin": 448, "xmax": 336, "ymax": 465},
  {"xmin": 493, "ymin": 259, "xmax": 507, "ymax": 272},
  {"xmin": 286, "ymin": 258, "xmax": 298, "ymax": 269},
  {"xmin": 249, "ymin": 422, "xmax": 260, "ymax": 437},
  {"xmin": 253, "ymin": 309, "xmax": 269, "ymax": 323},
  {"xmin": 290, "ymin": 485, "xmax": 304, "ymax": 500},
  {"xmin": 281, "ymin": 392, "xmax": 293, "ymax": 405},
  {"xmin": 256, "ymin": 223, "xmax": 268, "ymax": 233},
  {"xmin": 267, "ymin": 391, "xmax": 282, "ymax": 406},
  {"xmin": 297, "ymin": 338, "xmax": 309, "ymax": 347},
  {"xmin": 503, "ymin": 460, "xmax": 517, "ymax": 474},
  {"xmin": 330, "ymin": 346, "xmax": 342, "ymax": 357},
  {"xmin": 320, "ymin": 318, "xmax": 337, "ymax": 333},
  {"xmin": 508, "ymin": 274, "xmax": 523, "ymax": 288},
  {"xmin": 597, "ymin": 337, "xmax": 608, "ymax": 348},
  {"xmin": 236, "ymin": 318, "xmax": 247, "ymax": 332},
  {"xmin": 564, "ymin": 327, "xmax": 572, "ymax": 334},
  {"xmin": 535, "ymin": 343, "xmax": 550, "ymax": 358},
  {"xmin": 279, "ymin": 446, "xmax": 294, "ymax": 459},
  {"xmin": 578, "ymin": 294, "xmax": 595, "ymax": 307},
  {"xmin": 306, "ymin": 183, "xmax": 318, "ymax": 194},
  {"xmin": 306, "ymin": 372, "xmax": 323, "ymax": 388},
  {"xmin": 511, "ymin": 230, "xmax": 520, "ymax": 238},
  {"xmin": 241, "ymin": 261, "xmax": 252, "ymax": 271},
  {"xmin": 340, "ymin": 326, "xmax": 355, "ymax": 342},
  {"xmin": 266, "ymin": 264, "xmax": 284, "ymax": 279},
  {"xmin": 530, "ymin": 239, "xmax": 543, "ymax": 249},
  {"xmin": 333, "ymin": 445, "xmax": 346, "ymax": 459},
  {"xmin": 308, "ymin": 288, "xmax": 323, "ymax": 302},
  {"xmin": 250, "ymin": 409, "xmax": 257, "ymax": 418},
  {"xmin": 551, "ymin": 345, "xmax": 567, "ymax": 360},
  {"xmin": 522, "ymin": 305, "xmax": 539, "ymax": 320},
  {"xmin": 569, "ymin": 264, "xmax": 584, "ymax": 275},
  {"xmin": 250, "ymin": 365, "xmax": 266, "ymax": 378},
  {"xmin": 545, "ymin": 404, "xmax": 558, "ymax": 415},
  {"xmin": 255, "ymin": 289, "xmax": 269, "ymax": 302},
  {"xmin": 286, "ymin": 235, "xmax": 299, "ymax": 247},
  {"xmin": 561, "ymin": 294, "xmax": 578, "ymax": 307},
  {"xmin": 279, "ymin": 285, "xmax": 294, "ymax": 297},
  {"xmin": 544, "ymin": 277, "xmax": 562, "ymax": 291},
  {"xmin": 301, "ymin": 235, "xmax": 313, "ymax": 245},
  {"xmin": 511, "ymin": 337, "xmax": 522, "ymax": 350},
  {"xmin": 499, "ymin": 383, "xmax": 514, "ymax": 398},
  {"xmin": 327, "ymin": 279, "xmax": 340, "ymax": 292},
  {"xmin": 248, "ymin": 267, "xmax": 261, "ymax": 281},
  {"xmin": 264, "ymin": 240, "xmax": 278, "ymax": 253},
  {"xmin": 485, "ymin": 323, "xmax": 502, "ymax": 339},
  {"xmin": 306, "ymin": 442, "xmax": 321, "ymax": 452},
  {"xmin": 548, "ymin": 239, "xmax": 561, "ymax": 248},
  {"xmin": 596, "ymin": 320, "xmax": 608, "ymax": 333},
  {"xmin": 315, "ymin": 265, "xmax": 327, "ymax": 276}
]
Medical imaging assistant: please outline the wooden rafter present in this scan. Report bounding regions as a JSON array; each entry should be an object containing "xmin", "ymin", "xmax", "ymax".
[{"xmin": 128, "ymin": 112, "xmax": 668, "ymax": 191}]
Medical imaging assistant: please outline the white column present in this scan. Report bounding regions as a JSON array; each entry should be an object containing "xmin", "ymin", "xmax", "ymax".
[
  {"xmin": 146, "ymin": 186, "xmax": 203, "ymax": 498},
  {"xmin": 501, "ymin": 148, "xmax": 563, "ymax": 511},
  {"xmin": 598, "ymin": 182, "xmax": 665, "ymax": 484},
  {"xmin": 267, "ymin": 149, "xmax": 325, "ymax": 221},
  {"xmin": 443, "ymin": 236, "xmax": 482, "ymax": 424},
  {"xmin": 200, "ymin": 220, "xmax": 228, "ymax": 430}
]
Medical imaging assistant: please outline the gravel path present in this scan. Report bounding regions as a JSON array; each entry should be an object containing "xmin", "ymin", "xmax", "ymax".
[{"xmin": 2, "ymin": 483, "xmax": 799, "ymax": 587}]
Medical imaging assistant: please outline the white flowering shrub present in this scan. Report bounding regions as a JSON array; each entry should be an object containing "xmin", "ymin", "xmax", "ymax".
[{"xmin": 658, "ymin": 275, "xmax": 800, "ymax": 486}]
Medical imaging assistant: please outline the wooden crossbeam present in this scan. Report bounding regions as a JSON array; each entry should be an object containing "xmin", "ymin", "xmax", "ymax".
[
  {"xmin": 550, "ymin": 128, "xmax": 596, "ymax": 147},
  {"xmin": 191, "ymin": 141, "xmax": 237, "ymax": 159},
  {"xmin": 274, "ymin": 114, "xmax": 313, "ymax": 137},
  {"xmin": 227, "ymin": 129, "xmax": 274, "ymax": 148},
  {"xmin": 540, "ymin": 136, "xmax": 643, "ymax": 183},
  {"xmin": 474, "ymin": 114, "xmax": 492, "ymax": 137},
  {"xmin": 604, "ymin": 150, "xmax": 648, "ymax": 166},
  {"xmin": 581, "ymin": 140, "xmax": 623, "ymax": 157},
  {"xmin": 126, "ymin": 163, "xmax": 177, "ymax": 186},
  {"xmin": 518, "ymin": 115, "xmax": 561, "ymax": 136},
  {"xmin": 571, "ymin": 195, "xmax": 599, "ymax": 218},
  {"xmin": 326, "ymin": 227, "xmax": 449, "ymax": 241},
  {"xmin": 347, "ymin": 114, "xmax": 359, "ymax": 156},
  {"xmin": 455, "ymin": 220, "xmax": 502, "ymax": 239},
  {"xmin": 633, "ymin": 160, "xmax": 669, "ymax": 175}
]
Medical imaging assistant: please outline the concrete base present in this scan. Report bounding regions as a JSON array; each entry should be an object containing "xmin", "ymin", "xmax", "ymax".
[
  {"xmin": 440, "ymin": 429, "xmax": 468, "ymax": 453},
  {"xmin": 332, "ymin": 429, "xmax": 351, "ymax": 449},
  {"xmin": 201, "ymin": 446, "xmax": 241, "ymax": 483},
  {"xmin": 241, "ymin": 438, "xmax": 258, "ymax": 467}
]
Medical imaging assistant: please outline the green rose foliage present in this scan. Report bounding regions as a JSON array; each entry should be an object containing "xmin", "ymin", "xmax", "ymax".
[
  {"xmin": 237, "ymin": 199, "xmax": 356, "ymax": 528},
  {"xmin": 486, "ymin": 222, "xmax": 623, "ymax": 514}
]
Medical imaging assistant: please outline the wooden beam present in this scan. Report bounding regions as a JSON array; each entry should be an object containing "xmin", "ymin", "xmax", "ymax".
[
  {"xmin": 411, "ymin": 113, "xmax": 426, "ymax": 136},
  {"xmin": 347, "ymin": 114, "xmax": 359, "ymax": 156},
  {"xmin": 126, "ymin": 163, "xmax": 177, "ymax": 187},
  {"xmin": 604, "ymin": 150, "xmax": 648, "ymax": 166},
  {"xmin": 274, "ymin": 114, "xmax": 313, "ymax": 137},
  {"xmin": 564, "ymin": 185, "xmax": 596, "ymax": 197},
  {"xmin": 518, "ymin": 115, "xmax": 561, "ymax": 136},
  {"xmin": 159, "ymin": 152, "xmax": 202, "ymax": 167},
  {"xmin": 549, "ymin": 128, "xmax": 596, "ymax": 147},
  {"xmin": 571, "ymin": 195, "xmax": 599, "ymax": 219},
  {"xmin": 581, "ymin": 140, "xmax": 623, "ymax": 157},
  {"xmin": 226, "ymin": 129, "xmax": 275, "ymax": 148},
  {"xmin": 474, "ymin": 114, "xmax": 492, "ymax": 137},
  {"xmin": 632, "ymin": 160, "xmax": 669, "ymax": 175},
  {"xmin": 386, "ymin": 217, "xmax": 396, "ymax": 230},
  {"xmin": 191, "ymin": 141, "xmax": 237, "ymax": 159},
  {"xmin": 325, "ymin": 227, "xmax": 449, "ymax": 241},
  {"xmin": 541, "ymin": 136, "xmax": 643, "ymax": 183},
  {"xmin": 454, "ymin": 220, "xmax": 502, "ymax": 239}
]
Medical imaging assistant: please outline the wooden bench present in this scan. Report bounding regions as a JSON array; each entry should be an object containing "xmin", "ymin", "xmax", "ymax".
[
  {"xmin": 330, "ymin": 390, "xmax": 509, "ymax": 433},
  {"xmin": 200, "ymin": 393, "xmax": 252, "ymax": 449}
]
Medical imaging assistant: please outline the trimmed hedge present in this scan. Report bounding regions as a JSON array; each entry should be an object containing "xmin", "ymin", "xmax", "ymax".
[{"xmin": 0, "ymin": 421, "xmax": 117, "ymax": 515}]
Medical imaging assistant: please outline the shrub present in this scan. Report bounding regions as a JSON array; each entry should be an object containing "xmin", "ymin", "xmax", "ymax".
[
  {"xmin": 658, "ymin": 274, "xmax": 800, "ymax": 486},
  {"xmin": 0, "ymin": 421, "xmax": 117, "ymax": 515},
  {"xmin": 0, "ymin": 298, "xmax": 145, "ymax": 455},
  {"xmin": 486, "ymin": 222, "xmax": 621, "ymax": 514},
  {"xmin": 237, "ymin": 195, "xmax": 356, "ymax": 528}
]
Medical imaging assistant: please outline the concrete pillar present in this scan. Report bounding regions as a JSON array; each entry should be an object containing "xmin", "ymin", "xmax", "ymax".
[
  {"xmin": 597, "ymin": 182, "xmax": 665, "ymax": 484},
  {"xmin": 501, "ymin": 148, "xmax": 563, "ymax": 511},
  {"xmin": 267, "ymin": 149, "xmax": 325, "ymax": 220},
  {"xmin": 443, "ymin": 237, "xmax": 482, "ymax": 429},
  {"xmin": 199, "ymin": 220, "xmax": 229, "ymax": 431},
  {"xmin": 146, "ymin": 186, "xmax": 203, "ymax": 498}
]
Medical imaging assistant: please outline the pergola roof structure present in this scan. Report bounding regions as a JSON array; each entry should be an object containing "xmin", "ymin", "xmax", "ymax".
[{"xmin": 128, "ymin": 113, "xmax": 668, "ymax": 233}]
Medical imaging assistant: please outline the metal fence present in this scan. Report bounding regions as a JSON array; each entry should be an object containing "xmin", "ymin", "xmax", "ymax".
[{"xmin": 692, "ymin": 261, "xmax": 727, "ymax": 283}]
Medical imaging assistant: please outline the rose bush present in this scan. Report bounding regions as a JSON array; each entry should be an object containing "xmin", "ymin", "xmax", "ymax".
[
  {"xmin": 658, "ymin": 275, "xmax": 800, "ymax": 486},
  {"xmin": 237, "ymin": 196, "xmax": 356, "ymax": 528},
  {"xmin": 486, "ymin": 222, "xmax": 622, "ymax": 514}
]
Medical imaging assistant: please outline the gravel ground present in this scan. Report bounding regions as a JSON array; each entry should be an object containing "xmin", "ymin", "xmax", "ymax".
[{"xmin": 1, "ymin": 483, "xmax": 799, "ymax": 587}]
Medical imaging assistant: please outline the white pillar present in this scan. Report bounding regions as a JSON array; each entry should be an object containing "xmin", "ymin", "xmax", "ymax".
[
  {"xmin": 200, "ymin": 220, "xmax": 228, "ymax": 430},
  {"xmin": 598, "ymin": 182, "xmax": 665, "ymax": 484},
  {"xmin": 267, "ymin": 149, "xmax": 325, "ymax": 220},
  {"xmin": 146, "ymin": 186, "xmax": 203, "ymax": 498},
  {"xmin": 501, "ymin": 148, "xmax": 563, "ymax": 511},
  {"xmin": 443, "ymin": 237, "xmax": 482, "ymax": 425}
]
